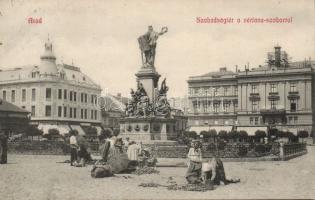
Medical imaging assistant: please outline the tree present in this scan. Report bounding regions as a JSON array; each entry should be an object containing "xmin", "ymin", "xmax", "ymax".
[
  {"xmin": 24, "ymin": 125, "xmax": 43, "ymax": 140},
  {"xmin": 99, "ymin": 128, "xmax": 112, "ymax": 141},
  {"xmin": 218, "ymin": 130, "xmax": 228, "ymax": 140},
  {"xmin": 255, "ymin": 130, "xmax": 266, "ymax": 143},
  {"xmin": 43, "ymin": 128, "xmax": 60, "ymax": 140},
  {"xmin": 228, "ymin": 130, "xmax": 239, "ymax": 142},
  {"xmin": 239, "ymin": 131, "xmax": 248, "ymax": 142}
]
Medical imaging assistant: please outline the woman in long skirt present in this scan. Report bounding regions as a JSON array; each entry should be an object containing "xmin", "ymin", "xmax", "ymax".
[{"xmin": 186, "ymin": 140, "xmax": 203, "ymax": 184}]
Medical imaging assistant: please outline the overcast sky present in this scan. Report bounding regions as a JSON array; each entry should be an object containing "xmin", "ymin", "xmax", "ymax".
[{"xmin": 0, "ymin": 0, "xmax": 314, "ymax": 98}]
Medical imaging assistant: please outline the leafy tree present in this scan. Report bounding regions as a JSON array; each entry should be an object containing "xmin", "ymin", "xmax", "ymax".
[
  {"xmin": 43, "ymin": 128, "xmax": 60, "ymax": 140},
  {"xmin": 255, "ymin": 130, "xmax": 266, "ymax": 143},
  {"xmin": 228, "ymin": 130, "xmax": 239, "ymax": 142},
  {"xmin": 218, "ymin": 130, "xmax": 228, "ymax": 139},
  {"xmin": 24, "ymin": 125, "xmax": 43, "ymax": 140},
  {"xmin": 239, "ymin": 130, "xmax": 248, "ymax": 142}
]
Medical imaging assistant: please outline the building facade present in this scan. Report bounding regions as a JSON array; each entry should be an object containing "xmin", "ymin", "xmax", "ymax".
[
  {"xmin": 0, "ymin": 39, "xmax": 102, "ymax": 135},
  {"xmin": 187, "ymin": 46, "xmax": 315, "ymax": 141}
]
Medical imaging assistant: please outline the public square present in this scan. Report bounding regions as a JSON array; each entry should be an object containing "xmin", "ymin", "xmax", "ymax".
[{"xmin": 0, "ymin": 146, "xmax": 314, "ymax": 200}]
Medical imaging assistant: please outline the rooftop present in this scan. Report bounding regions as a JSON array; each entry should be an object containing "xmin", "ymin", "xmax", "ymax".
[{"xmin": 0, "ymin": 99, "xmax": 29, "ymax": 113}]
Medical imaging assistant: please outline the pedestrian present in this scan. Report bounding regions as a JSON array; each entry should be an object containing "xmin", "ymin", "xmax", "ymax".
[
  {"xmin": 69, "ymin": 130, "xmax": 78, "ymax": 166},
  {"xmin": 123, "ymin": 137, "xmax": 130, "ymax": 152},
  {"xmin": 0, "ymin": 130, "xmax": 8, "ymax": 164},
  {"xmin": 202, "ymin": 155, "xmax": 240, "ymax": 185},
  {"xmin": 127, "ymin": 141, "xmax": 141, "ymax": 161},
  {"xmin": 186, "ymin": 140, "xmax": 203, "ymax": 184}
]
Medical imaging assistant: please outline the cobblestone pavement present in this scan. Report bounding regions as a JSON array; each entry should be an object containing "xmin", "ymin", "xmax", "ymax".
[{"xmin": 0, "ymin": 146, "xmax": 314, "ymax": 200}]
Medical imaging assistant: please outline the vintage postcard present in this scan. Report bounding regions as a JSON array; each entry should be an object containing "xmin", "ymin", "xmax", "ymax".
[{"xmin": 0, "ymin": 0, "xmax": 314, "ymax": 199}]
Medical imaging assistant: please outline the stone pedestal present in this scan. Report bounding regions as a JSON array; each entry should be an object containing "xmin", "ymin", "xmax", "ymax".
[
  {"xmin": 119, "ymin": 117, "xmax": 177, "ymax": 143},
  {"xmin": 135, "ymin": 66, "xmax": 160, "ymax": 104}
]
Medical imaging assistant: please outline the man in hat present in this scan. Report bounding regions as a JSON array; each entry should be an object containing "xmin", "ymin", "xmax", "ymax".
[{"xmin": 186, "ymin": 139, "xmax": 203, "ymax": 184}]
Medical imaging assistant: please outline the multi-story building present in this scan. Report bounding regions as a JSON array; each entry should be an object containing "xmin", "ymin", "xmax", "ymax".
[
  {"xmin": 0, "ymin": 39, "xmax": 102, "ymax": 135},
  {"xmin": 187, "ymin": 46, "xmax": 315, "ymax": 141},
  {"xmin": 188, "ymin": 67, "xmax": 238, "ymax": 126}
]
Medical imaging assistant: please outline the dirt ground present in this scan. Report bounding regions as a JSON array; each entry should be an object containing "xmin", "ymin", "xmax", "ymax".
[{"xmin": 0, "ymin": 147, "xmax": 314, "ymax": 200}]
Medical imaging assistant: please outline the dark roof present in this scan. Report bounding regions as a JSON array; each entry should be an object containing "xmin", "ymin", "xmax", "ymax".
[
  {"xmin": 0, "ymin": 99, "xmax": 29, "ymax": 113},
  {"xmin": 200, "ymin": 70, "xmax": 236, "ymax": 77}
]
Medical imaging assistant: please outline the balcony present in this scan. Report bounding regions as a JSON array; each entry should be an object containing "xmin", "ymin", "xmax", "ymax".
[
  {"xmin": 268, "ymin": 92, "xmax": 280, "ymax": 101},
  {"xmin": 288, "ymin": 91, "xmax": 300, "ymax": 100},
  {"xmin": 249, "ymin": 93, "xmax": 260, "ymax": 101},
  {"xmin": 260, "ymin": 108, "xmax": 286, "ymax": 115}
]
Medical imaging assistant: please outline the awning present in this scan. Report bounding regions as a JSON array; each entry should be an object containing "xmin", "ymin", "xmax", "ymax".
[
  {"xmin": 209, "ymin": 126, "xmax": 233, "ymax": 134},
  {"xmin": 189, "ymin": 126, "xmax": 210, "ymax": 135},
  {"xmin": 94, "ymin": 126, "xmax": 103, "ymax": 135},
  {"xmin": 70, "ymin": 125, "xmax": 85, "ymax": 136},
  {"xmin": 38, "ymin": 124, "xmax": 58, "ymax": 135},
  {"xmin": 57, "ymin": 125, "xmax": 71, "ymax": 136},
  {"xmin": 236, "ymin": 126, "xmax": 268, "ymax": 136}
]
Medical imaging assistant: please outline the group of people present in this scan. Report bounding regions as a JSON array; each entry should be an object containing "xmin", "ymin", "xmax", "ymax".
[
  {"xmin": 69, "ymin": 130, "xmax": 91, "ymax": 167},
  {"xmin": 186, "ymin": 139, "xmax": 240, "ymax": 185}
]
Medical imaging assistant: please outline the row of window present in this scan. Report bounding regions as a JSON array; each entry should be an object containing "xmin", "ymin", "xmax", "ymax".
[
  {"xmin": 189, "ymin": 86, "xmax": 238, "ymax": 97},
  {"xmin": 251, "ymin": 82, "xmax": 297, "ymax": 94},
  {"xmin": 2, "ymin": 89, "xmax": 36, "ymax": 102},
  {"xmin": 30, "ymin": 105, "xmax": 98, "ymax": 120},
  {"xmin": 251, "ymin": 99, "xmax": 297, "ymax": 112},
  {"xmin": 192, "ymin": 101, "xmax": 238, "ymax": 113},
  {"xmin": 249, "ymin": 116, "xmax": 298, "ymax": 125},
  {"xmin": 1, "ymin": 89, "xmax": 98, "ymax": 105}
]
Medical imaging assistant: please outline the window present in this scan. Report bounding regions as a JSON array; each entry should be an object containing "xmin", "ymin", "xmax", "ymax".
[
  {"xmin": 214, "ymin": 88, "xmax": 218, "ymax": 96},
  {"xmin": 64, "ymin": 106, "xmax": 67, "ymax": 117},
  {"xmin": 91, "ymin": 95, "xmax": 94, "ymax": 104},
  {"xmin": 234, "ymin": 86, "xmax": 238, "ymax": 96},
  {"xmin": 288, "ymin": 116, "xmax": 292, "ymax": 124},
  {"xmin": 31, "ymin": 72, "xmax": 36, "ymax": 78},
  {"xmin": 290, "ymin": 99, "xmax": 297, "ymax": 112},
  {"xmin": 2, "ymin": 90, "xmax": 6, "ymax": 101},
  {"xmin": 94, "ymin": 110, "xmax": 97, "ymax": 120},
  {"xmin": 69, "ymin": 108, "xmax": 73, "ymax": 118},
  {"xmin": 85, "ymin": 94, "xmax": 87, "ymax": 103},
  {"xmin": 250, "ymin": 117, "xmax": 253, "ymax": 125},
  {"xmin": 290, "ymin": 82, "xmax": 297, "ymax": 92},
  {"xmin": 58, "ymin": 106, "xmax": 62, "ymax": 117},
  {"xmin": 45, "ymin": 105, "xmax": 51, "ymax": 117},
  {"xmin": 251, "ymin": 85, "xmax": 258, "ymax": 93},
  {"xmin": 46, "ymin": 88, "xmax": 51, "ymax": 99},
  {"xmin": 58, "ymin": 89, "xmax": 62, "ymax": 99},
  {"xmin": 70, "ymin": 91, "xmax": 73, "ymax": 101},
  {"xmin": 91, "ymin": 110, "xmax": 94, "ymax": 119},
  {"xmin": 64, "ymin": 89, "xmax": 67, "ymax": 100},
  {"xmin": 213, "ymin": 103, "xmax": 219, "ymax": 113},
  {"xmin": 254, "ymin": 117, "xmax": 259, "ymax": 125},
  {"xmin": 11, "ymin": 90, "xmax": 15, "ymax": 102},
  {"xmin": 270, "ymin": 83, "xmax": 277, "ymax": 93},
  {"xmin": 223, "ymin": 88, "xmax": 228, "ymax": 96},
  {"xmin": 293, "ymin": 116, "xmax": 298, "ymax": 124},
  {"xmin": 84, "ymin": 109, "xmax": 87, "ymax": 119},
  {"xmin": 22, "ymin": 89, "xmax": 26, "ymax": 102},
  {"xmin": 31, "ymin": 106, "xmax": 35, "ymax": 116},
  {"xmin": 223, "ymin": 103, "xmax": 229, "ymax": 112},
  {"xmin": 270, "ymin": 100, "xmax": 277, "ymax": 109},
  {"xmin": 32, "ymin": 89, "xmax": 36, "ymax": 101},
  {"xmin": 73, "ymin": 108, "xmax": 76, "ymax": 118},
  {"xmin": 81, "ymin": 93, "xmax": 84, "ymax": 102},
  {"xmin": 81, "ymin": 109, "xmax": 84, "ymax": 119},
  {"xmin": 252, "ymin": 101, "xmax": 258, "ymax": 112},
  {"xmin": 74, "ymin": 92, "xmax": 77, "ymax": 102}
]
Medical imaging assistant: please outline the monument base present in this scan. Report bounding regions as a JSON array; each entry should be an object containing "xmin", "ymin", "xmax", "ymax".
[{"xmin": 119, "ymin": 117, "xmax": 177, "ymax": 142}]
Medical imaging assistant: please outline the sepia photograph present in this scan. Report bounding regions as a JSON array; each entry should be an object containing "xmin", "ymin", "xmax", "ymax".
[{"xmin": 0, "ymin": 0, "xmax": 314, "ymax": 199}]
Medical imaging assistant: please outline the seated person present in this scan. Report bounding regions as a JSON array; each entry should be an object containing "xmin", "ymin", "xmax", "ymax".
[
  {"xmin": 202, "ymin": 156, "xmax": 240, "ymax": 185},
  {"xmin": 186, "ymin": 140, "xmax": 203, "ymax": 184}
]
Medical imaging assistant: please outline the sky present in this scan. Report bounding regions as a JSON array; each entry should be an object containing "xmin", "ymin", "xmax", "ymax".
[{"xmin": 0, "ymin": 0, "xmax": 314, "ymax": 98}]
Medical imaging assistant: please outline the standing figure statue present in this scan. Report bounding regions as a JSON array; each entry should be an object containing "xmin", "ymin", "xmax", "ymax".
[{"xmin": 138, "ymin": 26, "xmax": 168, "ymax": 67}]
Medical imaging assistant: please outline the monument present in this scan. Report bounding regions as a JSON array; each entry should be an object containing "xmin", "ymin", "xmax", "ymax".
[{"xmin": 120, "ymin": 26, "xmax": 177, "ymax": 142}]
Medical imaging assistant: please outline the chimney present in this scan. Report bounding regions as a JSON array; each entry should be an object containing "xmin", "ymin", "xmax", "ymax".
[{"xmin": 275, "ymin": 46, "xmax": 281, "ymax": 68}]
